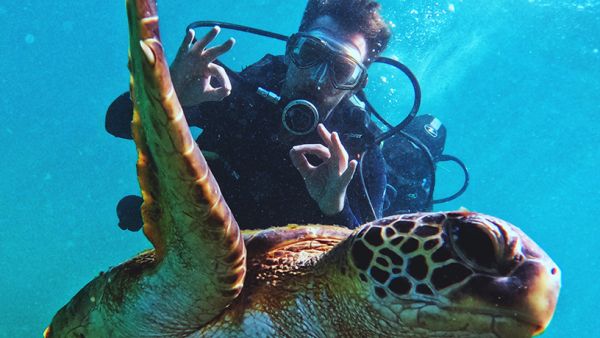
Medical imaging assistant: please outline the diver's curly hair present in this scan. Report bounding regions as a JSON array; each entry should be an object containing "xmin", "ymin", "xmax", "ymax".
[{"xmin": 299, "ymin": 0, "xmax": 391, "ymax": 63}]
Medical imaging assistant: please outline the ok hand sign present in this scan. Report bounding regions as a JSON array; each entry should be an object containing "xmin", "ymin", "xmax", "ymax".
[
  {"xmin": 289, "ymin": 124, "xmax": 358, "ymax": 216},
  {"xmin": 170, "ymin": 26, "xmax": 235, "ymax": 106}
]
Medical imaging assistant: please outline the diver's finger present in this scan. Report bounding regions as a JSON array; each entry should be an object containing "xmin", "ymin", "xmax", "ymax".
[
  {"xmin": 207, "ymin": 63, "xmax": 232, "ymax": 96},
  {"xmin": 203, "ymin": 87, "xmax": 231, "ymax": 102},
  {"xmin": 289, "ymin": 147, "xmax": 315, "ymax": 178},
  {"xmin": 178, "ymin": 29, "xmax": 195, "ymax": 54},
  {"xmin": 325, "ymin": 131, "xmax": 344, "ymax": 176},
  {"xmin": 192, "ymin": 26, "xmax": 220, "ymax": 54},
  {"xmin": 290, "ymin": 144, "xmax": 331, "ymax": 161},
  {"xmin": 317, "ymin": 124, "xmax": 333, "ymax": 147},
  {"xmin": 331, "ymin": 132, "xmax": 349, "ymax": 175},
  {"xmin": 339, "ymin": 160, "xmax": 358, "ymax": 187},
  {"xmin": 203, "ymin": 38, "xmax": 235, "ymax": 62}
]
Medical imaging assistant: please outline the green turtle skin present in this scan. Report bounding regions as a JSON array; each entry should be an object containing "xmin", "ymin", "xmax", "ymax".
[{"xmin": 44, "ymin": 0, "xmax": 561, "ymax": 337}]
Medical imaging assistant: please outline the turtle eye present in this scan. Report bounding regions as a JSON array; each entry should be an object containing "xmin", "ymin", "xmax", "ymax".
[{"xmin": 449, "ymin": 219, "xmax": 499, "ymax": 271}]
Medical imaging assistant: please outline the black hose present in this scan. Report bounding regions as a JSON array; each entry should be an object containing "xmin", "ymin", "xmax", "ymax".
[
  {"xmin": 186, "ymin": 21, "xmax": 289, "ymax": 41},
  {"xmin": 372, "ymin": 57, "xmax": 422, "ymax": 145},
  {"xmin": 358, "ymin": 148, "xmax": 378, "ymax": 221},
  {"xmin": 432, "ymin": 154, "xmax": 470, "ymax": 204}
]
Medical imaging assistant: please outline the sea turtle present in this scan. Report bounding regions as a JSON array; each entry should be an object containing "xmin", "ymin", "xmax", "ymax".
[{"xmin": 44, "ymin": 0, "xmax": 561, "ymax": 336}]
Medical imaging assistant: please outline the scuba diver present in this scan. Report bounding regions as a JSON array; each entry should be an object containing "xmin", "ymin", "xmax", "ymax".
[{"xmin": 107, "ymin": 0, "xmax": 469, "ymax": 232}]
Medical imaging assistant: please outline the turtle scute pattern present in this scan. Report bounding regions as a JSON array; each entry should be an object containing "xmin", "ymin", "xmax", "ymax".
[{"xmin": 351, "ymin": 213, "xmax": 450, "ymax": 300}]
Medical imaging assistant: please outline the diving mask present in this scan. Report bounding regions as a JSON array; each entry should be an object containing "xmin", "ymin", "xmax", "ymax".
[{"xmin": 286, "ymin": 32, "xmax": 367, "ymax": 90}]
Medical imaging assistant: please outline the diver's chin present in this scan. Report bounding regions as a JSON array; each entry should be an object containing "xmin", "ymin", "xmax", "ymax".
[{"xmin": 281, "ymin": 84, "xmax": 327, "ymax": 104}]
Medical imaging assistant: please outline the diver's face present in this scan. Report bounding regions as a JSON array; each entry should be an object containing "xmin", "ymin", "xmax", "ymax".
[{"xmin": 281, "ymin": 16, "xmax": 368, "ymax": 121}]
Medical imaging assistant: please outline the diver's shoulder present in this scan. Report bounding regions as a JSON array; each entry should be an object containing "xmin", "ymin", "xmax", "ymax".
[
  {"xmin": 239, "ymin": 54, "xmax": 286, "ymax": 86},
  {"xmin": 246, "ymin": 54, "xmax": 285, "ymax": 69}
]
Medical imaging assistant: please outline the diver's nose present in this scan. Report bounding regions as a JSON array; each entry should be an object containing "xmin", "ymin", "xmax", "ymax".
[{"xmin": 309, "ymin": 62, "xmax": 329, "ymax": 88}]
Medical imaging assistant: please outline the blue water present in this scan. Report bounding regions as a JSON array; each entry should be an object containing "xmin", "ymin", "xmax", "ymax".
[{"xmin": 1, "ymin": 0, "xmax": 597, "ymax": 336}]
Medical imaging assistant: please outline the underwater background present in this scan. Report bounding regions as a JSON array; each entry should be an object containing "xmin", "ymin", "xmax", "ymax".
[{"xmin": 1, "ymin": 0, "xmax": 598, "ymax": 336}]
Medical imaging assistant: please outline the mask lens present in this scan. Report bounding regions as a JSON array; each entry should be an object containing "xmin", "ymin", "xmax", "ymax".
[
  {"xmin": 291, "ymin": 37, "xmax": 324, "ymax": 67},
  {"xmin": 331, "ymin": 56, "xmax": 362, "ymax": 88}
]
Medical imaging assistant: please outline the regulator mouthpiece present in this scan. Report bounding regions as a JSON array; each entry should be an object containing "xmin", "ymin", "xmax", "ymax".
[
  {"xmin": 281, "ymin": 100, "xmax": 319, "ymax": 136},
  {"xmin": 257, "ymin": 87, "xmax": 320, "ymax": 136}
]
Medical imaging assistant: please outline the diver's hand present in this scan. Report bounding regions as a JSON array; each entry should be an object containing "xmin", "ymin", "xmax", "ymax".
[
  {"xmin": 289, "ymin": 124, "xmax": 358, "ymax": 216},
  {"xmin": 170, "ymin": 26, "xmax": 235, "ymax": 106}
]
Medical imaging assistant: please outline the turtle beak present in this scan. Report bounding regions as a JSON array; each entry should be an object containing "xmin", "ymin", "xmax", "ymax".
[
  {"xmin": 514, "ymin": 232, "xmax": 562, "ymax": 336},
  {"xmin": 528, "ymin": 263, "xmax": 561, "ymax": 335},
  {"xmin": 498, "ymin": 259, "xmax": 561, "ymax": 337}
]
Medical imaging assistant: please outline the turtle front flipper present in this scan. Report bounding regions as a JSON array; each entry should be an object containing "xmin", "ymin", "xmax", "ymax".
[{"xmin": 44, "ymin": 0, "xmax": 245, "ymax": 336}]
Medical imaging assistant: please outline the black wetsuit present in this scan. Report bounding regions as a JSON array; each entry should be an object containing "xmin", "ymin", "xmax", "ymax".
[{"xmin": 106, "ymin": 54, "xmax": 386, "ymax": 229}]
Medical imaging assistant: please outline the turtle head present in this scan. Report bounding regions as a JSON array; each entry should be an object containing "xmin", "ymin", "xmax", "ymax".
[{"xmin": 347, "ymin": 211, "xmax": 560, "ymax": 337}]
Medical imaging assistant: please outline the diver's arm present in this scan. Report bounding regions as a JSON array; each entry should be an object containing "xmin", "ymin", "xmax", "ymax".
[
  {"xmin": 322, "ymin": 198, "xmax": 360, "ymax": 228},
  {"xmin": 324, "ymin": 147, "xmax": 386, "ymax": 227},
  {"xmin": 327, "ymin": 156, "xmax": 386, "ymax": 227},
  {"xmin": 105, "ymin": 92, "xmax": 218, "ymax": 139}
]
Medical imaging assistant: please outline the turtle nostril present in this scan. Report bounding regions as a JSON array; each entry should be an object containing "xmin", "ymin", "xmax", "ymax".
[{"xmin": 551, "ymin": 267, "xmax": 558, "ymax": 275}]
